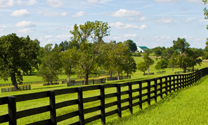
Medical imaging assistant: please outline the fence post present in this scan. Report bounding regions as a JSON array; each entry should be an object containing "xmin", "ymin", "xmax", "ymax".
[
  {"xmin": 93, "ymin": 79, "xmax": 94, "ymax": 85},
  {"xmin": 78, "ymin": 88, "xmax": 84, "ymax": 125},
  {"xmin": 8, "ymin": 96, "xmax": 17, "ymax": 125},
  {"xmin": 117, "ymin": 84, "xmax": 121, "ymax": 118},
  {"xmin": 159, "ymin": 78, "xmax": 163, "ymax": 99},
  {"xmin": 173, "ymin": 76, "xmax": 175, "ymax": 92},
  {"xmin": 100, "ymin": 85, "xmax": 105, "ymax": 124},
  {"xmin": 165, "ymin": 77, "xmax": 168, "ymax": 96},
  {"xmin": 169, "ymin": 76, "xmax": 171, "ymax": 93},
  {"xmin": 147, "ymin": 80, "xmax": 151, "ymax": 106},
  {"xmin": 182, "ymin": 75, "xmax": 185, "ymax": 88},
  {"xmin": 154, "ymin": 79, "xmax": 157, "ymax": 103},
  {"xmin": 139, "ymin": 81, "xmax": 142, "ymax": 109},
  {"xmin": 180, "ymin": 75, "xmax": 182, "ymax": 89},
  {"xmin": 128, "ymin": 82, "xmax": 133, "ymax": 114},
  {"xmin": 49, "ymin": 90, "xmax": 57, "ymax": 125}
]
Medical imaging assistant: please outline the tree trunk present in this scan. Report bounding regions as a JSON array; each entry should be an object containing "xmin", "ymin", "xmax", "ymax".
[
  {"xmin": 126, "ymin": 72, "xmax": 128, "ymax": 77},
  {"xmin": 117, "ymin": 72, "xmax": 120, "ymax": 80},
  {"xmin": 183, "ymin": 67, "xmax": 186, "ymax": 73},
  {"xmin": 30, "ymin": 69, "xmax": 32, "ymax": 76},
  {"xmin": 67, "ymin": 73, "xmax": 70, "ymax": 84},
  {"xmin": 50, "ymin": 78, "xmax": 52, "ymax": 85},
  {"xmin": 11, "ymin": 73, "xmax": 18, "ymax": 90},
  {"xmin": 110, "ymin": 71, "xmax": 112, "ymax": 78},
  {"xmin": 192, "ymin": 66, "xmax": 194, "ymax": 71},
  {"xmin": 84, "ymin": 73, "xmax": 89, "ymax": 85},
  {"xmin": 148, "ymin": 67, "xmax": 149, "ymax": 74},
  {"xmin": 172, "ymin": 66, "xmax": 174, "ymax": 71}
]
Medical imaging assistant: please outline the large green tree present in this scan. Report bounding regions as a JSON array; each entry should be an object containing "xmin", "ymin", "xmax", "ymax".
[
  {"xmin": 124, "ymin": 39, "xmax": 137, "ymax": 52},
  {"xmin": 137, "ymin": 62, "xmax": 148, "ymax": 74},
  {"xmin": 38, "ymin": 44, "xmax": 62, "ymax": 84},
  {"xmin": 0, "ymin": 33, "xmax": 40, "ymax": 90},
  {"xmin": 143, "ymin": 51, "xmax": 154, "ymax": 74},
  {"xmin": 168, "ymin": 51, "xmax": 179, "ymax": 71}
]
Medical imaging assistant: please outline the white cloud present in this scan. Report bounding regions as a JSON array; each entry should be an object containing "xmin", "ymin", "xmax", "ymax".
[
  {"xmin": 156, "ymin": 17, "xmax": 174, "ymax": 24},
  {"xmin": 0, "ymin": 0, "xmax": 14, "ymax": 8},
  {"xmin": 0, "ymin": 26, "xmax": 6, "ymax": 32},
  {"xmin": 139, "ymin": 16, "xmax": 147, "ymax": 21},
  {"xmin": 86, "ymin": 0, "xmax": 112, "ymax": 4},
  {"xmin": 110, "ymin": 9, "xmax": 141, "ymax": 17},
  {"xmin": 11, "ymin": 9, "xmax": 30, "ymax": 17},
  {"xmin": 72, "ymin": 11, "xmax": 86, "ymax": 17},
  {"xmin": 39, "ymin": 34, "xmax": 72, "ymax": 46},
  {"xmin": 38, "ymin": 11, "xmax": 67, "ymax": 16},
  {"xmin": 18, "ymin": 28, "xmax": 33, "ymax": 33},
  {"xmin": 46, "ymin": 0, "xmax": 63, "ymax": 7},
  {"xmin": 110, "ymin": 22, "xmax": 147, "ymax": 29},
  {"xmin": 15, "ymin": 21, "xmax": 36, "ymax": 27},
  {"xmin": 154, "ymin": 0, "xmax": 178, "ymax": 3},
  {"xmin": 57, "ymin": 26, "xmax": 73, "ymax": 31},
  {"xmin": 16, "ymin": 0, "xmax": 37, "ymax": 6},
  {"xmin": 124, "ymin": 34, "xmax": 137, "ymax": 38}
]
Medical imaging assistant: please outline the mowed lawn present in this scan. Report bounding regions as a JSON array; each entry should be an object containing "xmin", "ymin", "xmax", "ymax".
[{"xmin": 106, "ymin": 75, "xmax": 208, "ymax": 125}]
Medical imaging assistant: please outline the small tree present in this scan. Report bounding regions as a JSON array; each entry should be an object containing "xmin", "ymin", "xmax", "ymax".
[
  {"xmin": 137, "ymin": 62, "xmax": 148, "ymax": 74},
  {"xmin": 155, "ymin": 59, "xmax": 168, "ymax": 72},
  {"xmin": 143, "ymin": 51, "xmax": 154, "ymax": 74},
  {"xmin": 168, "ymin": 51, "xmax": 179, "ymax": 71}
]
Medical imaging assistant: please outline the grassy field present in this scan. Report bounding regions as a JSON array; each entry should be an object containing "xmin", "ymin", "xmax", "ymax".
[
  {"xmin": 106, "ymin": 75, "xmax": 208, "ymax": 125},
  {"xmin": 0, "ymin": 57, "xmax": 208, "ymax": 125}
]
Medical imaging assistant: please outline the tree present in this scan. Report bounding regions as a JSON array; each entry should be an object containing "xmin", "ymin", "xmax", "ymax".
[
  {"xmin": 143, "ymin": 51, "xmax": 154, "ymax": 74},
  {"xmin": 187, "ymin": 48, "xmax": 203, "ymax": 71},
  {"xmin": 168, "ymin": 51, "xmax": 179, "ymax": 71},
  {"xmin": 137, "ymin": 62, "xmax": 148, "ymax": 74},
  {"xmin": 155, "ymin": 59, "xmax": 168, "ymax": 71},
  {"xmin": 0, "ymin": 33, "xmax": 40, "ymax": 90},
  {"xmin": 151, "ymin": 46, "xmax": 166, "ymax": 57},
  {"xmin": 173, "ymin": 37, "xmax": 190, "ymax": 55},
  {"xmin": 38, "ymin": 44, "xmax": 62, "ymax": 84},
  {"xmin": 123, "ymin": 56, "xmax": 136, "ymax": 76},
  {"xmin": 61, "ymin": 47, "xmax": 78, "ymax": 83},
  {"xmin": 161, "ymin": 47, "xmax": 174, "ymax": 60},
  {"xmin": 124, "ymin": 39, "xmax": 137, "ymax": 52}
]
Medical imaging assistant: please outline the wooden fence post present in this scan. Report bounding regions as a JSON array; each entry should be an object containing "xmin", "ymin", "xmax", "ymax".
[
  {"xmin": 173, "ymin": 76, "xmax": 175, "ymax": 92},
  {"xmin": 165, "ymin": 77, "xmax": 168, "ymax": 96},
  {"xmin": 8, "ymin": 96, "xmax": 16, "ymax": 125},
  {"xmin": 49, "ymin": 90, "xmax": 57, "ymax": 125},
  {"xmin": 159, "ymin": 78, "xmax": 163, "ymax": 99},
  {"xmin": 117, "ymin": 84, "xmax": 121, "ymax": 118},
  {"xmin": 100, "ymin": 85, "xmax": 105, "ymax": 125},
  {"xmin": 147, "ymin": 80, "xmax": 151, "ymax": 106},
  {"xmin": 182, "ymin": 75, "xmax": 185, "ymax": 88},
  {"xmin": 180, "ymin": 75, "xmax": 182, "ymax": 89},
  {"xmin": 139, "ymin": 81, "xmax": 142, "ymax": 109},
  {"xmin": 169, "ymin": 76, "xmax": 171, "ymax": 93},
  {"xmin": 154, "ymin": 79, "xmax": 157, "ymax": 103},
  {"xmin": 78, "ymin": 88, "xmax": 84, "ymax": 125},
  {"xmin": 128, "ymin": 82, "xmax": 133, "ymax": 114}
]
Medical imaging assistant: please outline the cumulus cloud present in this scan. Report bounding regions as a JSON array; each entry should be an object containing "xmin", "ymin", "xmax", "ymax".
[
  {"xmin": 15, "ymin": 21, "xmax": 36, "ymax": 27},
  {"xmin": 124, "ymin": 34, "xmax": 137, "ymax": 38},
  {"xmin": 154, "ymin": 0, "xmax": 178, "ymax": 3},
  {"xmin": 38, "ymin": 11, "xmax": 67, "ymax": 16},
  {"xmin": 72, "ymin": 11, "xmax": 86, "ymax": 17},
  {"xmin": 110, "ymin": 9, "xmax": 141, "ymax": 17},
  {"xmin": 18, "ymin": 28, "xmax": 33, "ymax": 33},
  {"xmin": 86, "ymin": 0, "xmax": 112, "ymax": 4},
  {"xmin": 156, "ymin": 17, "xmax": 174, "ymax": 24},
  {"xmin": 46, "ymin": 0, "xmax": 63, "ymax": 7},
  {"xmin": 11, "ymin": 9, "xmax": 30, "ymax": 17},
  {"xmin": 110, "ymin": 22, "xmax": 147, "ymax": 29},
  {"xmin": 0, "ymin": 0, "xmax": 14, "ymax": 8},
  {"xmin": 16, "ymin": 0, "xmax": 37, "ymax": 6}
]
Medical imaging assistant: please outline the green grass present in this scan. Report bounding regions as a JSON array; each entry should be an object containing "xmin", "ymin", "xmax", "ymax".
[
  {"xmin": 0, "ymin": 57, "xmax": 208, "ymax": 125},
  {"xmin": 105, "ymin": 76, "xmax": 208, "ymax": 125}
]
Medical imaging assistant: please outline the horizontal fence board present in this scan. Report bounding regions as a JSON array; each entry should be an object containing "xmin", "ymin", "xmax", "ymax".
[
  {"xmin": 17, "ymin": 105, "xmax": 50, "ymax": 119},
  {"xmin": 105, "ymin": 109, "xmax": 118, "ymax": 117},
  {"xmin": 85, "ymin": 115, "xmax": 101, "ymax": 124},
  {"xmin": 132, "ymin": 101, "xmax": 140, "ymax": 107},
  {"xmin": 121, "ymin": 105, "xmax": 129, "ymax": 111},
  {"xmin": 83, "ymin": 96, "xmax": 100, "ymax": 103},
  {"xmin": 142, "ymin": 86, "xmax": 148, "ymax": 90},
  {"xmin": 105, "ymin": 93, "xmax": 117, "ymax": 98},
  {"xmin": 121, "ymin": 98, "xmax": 129, "ymax": 103},
  {"xmin": 132, "ymin": 88, "xmax": 139, "ymax": 93},
  {"xmin": 120, "ymin": 90, "xmax": 129, "ymax": 95},
  {"xmin": 0, "ymin": 114, "xmax": 9, "ymax": 124},
  {"xmin": 105, "ymin": 84, "xmax": 117, "ymax": 88},
  {"xmin": 142, "ymin": 98, "xmax": 148, "ymax": 103},
  {"xmin": 84, "ymin": 106, "xmax": 101, "ymax": 114},
  {"xmin": 120, "ymin": 83, "xmax": 128, "ymax": 87},
  {"xmin": 142, "ymin": 93, "xmax": 148, "ymax": 97},
  {"xmin": 55, "ymin": 88, "xmax": 78, "ymax": 96},
  {"xmin": 56, "ymin": 99, "xmax": 78, "ymax": 109},
  {"xmin": 132, "ymin": 95, "xmax": 139, "ymax": 101},
  {"xmin": 82, "ymin": 85, "xmax": 100, "ymax": 91},
  {"xmin": 0, "ymin": 97, "xmax": 8, "ymax": 105},
  {"xmin": 105, "ymin": 101, "xmax": 117, "ymax": 108},
  {"xmin": 15, "ymin": 91, "xmax": 49, "ymax": 102},
  {"xmin": 56, "ymin": 111, "xmax": 79, "ymax": 122},
  {"xmin": 70, "ymin": 121, "xmax": 80, "ymax": 125}
]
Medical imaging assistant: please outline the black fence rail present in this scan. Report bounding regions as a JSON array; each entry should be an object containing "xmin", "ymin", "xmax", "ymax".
[
  {"xmin": 67, "ymin": 78, "xmax": 106, "ymax": 86},
  {"xmin": 0, "ymin": 68, "xmax": 207, "ymax": 125},
  {"xmin": 107, "ymin": 75, "xmax": 131, "ymax": 81},
  {"xmin": 1, "ymin": 85, "xmax": 31, "ymax": 93},
  {"xmin": 43, "ymin": 83, "xmax": 59, "ymax": 86}
]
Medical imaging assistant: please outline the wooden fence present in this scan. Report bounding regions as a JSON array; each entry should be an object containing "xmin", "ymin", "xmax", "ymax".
[
  {"xmin": 67, "ymin": 78, "xmax": 106, "ymax": 86},
  {"xmin": 0, "ymin": 68, "xmax": 207, "ymax": 125},
  {"xmin": 1, "ymin": 85, "xmax": 31, "ymax": 93}
]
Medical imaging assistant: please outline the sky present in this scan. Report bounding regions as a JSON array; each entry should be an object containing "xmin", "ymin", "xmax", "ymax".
[{"xmin": 0, "ymin": 0, "xmax": 207, "ymax": 48}]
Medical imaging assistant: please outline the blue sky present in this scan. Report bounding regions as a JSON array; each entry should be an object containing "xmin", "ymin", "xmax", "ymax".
[{"xmin": 0, "ymin": 0, "xmax": 207, "ymax": 48}]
